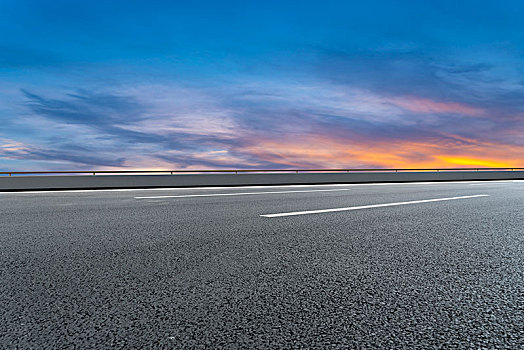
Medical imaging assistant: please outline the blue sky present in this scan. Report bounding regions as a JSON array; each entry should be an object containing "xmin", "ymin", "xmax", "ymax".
[{"xmin": 1, "ymin": 0, "xmax": 524, "ymax": 170}]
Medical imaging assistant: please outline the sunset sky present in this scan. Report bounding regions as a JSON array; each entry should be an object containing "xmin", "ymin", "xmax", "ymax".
[{"xmin": 1, "ymin": 0, "xmax": 524, "ymax": 170}]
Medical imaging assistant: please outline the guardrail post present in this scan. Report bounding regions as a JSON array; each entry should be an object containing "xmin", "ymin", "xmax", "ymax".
[
  {"xmin": 9, "ymin": 173, "xmax": 11, "ymax": 176},
  {"xmin": 93, "ymin": 172, "xmax": 96, "ymax": 176}
]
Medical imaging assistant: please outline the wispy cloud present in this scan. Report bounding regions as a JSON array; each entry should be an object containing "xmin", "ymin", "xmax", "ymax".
[
  {"xmin": 0, "ymin": 137, "xmax": 125, "ymax": 168},
  {"xmin": 2, "ymin": 76, "xmax": 523, "ymax": 171},
  {"xmin": 387, "ymin": 96, "xmax": 485, "ymax": 116}
]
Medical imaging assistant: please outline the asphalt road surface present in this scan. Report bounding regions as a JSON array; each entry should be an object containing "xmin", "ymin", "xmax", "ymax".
[{"xmin": 1, "ymin": 181, "xmax": 523, "ymax": 349}]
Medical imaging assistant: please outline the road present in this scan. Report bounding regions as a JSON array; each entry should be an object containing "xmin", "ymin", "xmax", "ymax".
[{"xmin": 1, "ymin": 181, "xmax": 523, "ymax": 348}]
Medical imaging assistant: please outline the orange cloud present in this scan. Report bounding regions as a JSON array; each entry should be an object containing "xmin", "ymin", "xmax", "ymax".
[
  {"xmin": 243, "ymin": 135, "xmax": 524, "ymax": 169},
  {"xmin": 388, "ymin": 96, "xmax": 485, "ymax": 116},
  {"xmin": 0, "ymin": 139, "xmax": 30, "ymax": 153}
]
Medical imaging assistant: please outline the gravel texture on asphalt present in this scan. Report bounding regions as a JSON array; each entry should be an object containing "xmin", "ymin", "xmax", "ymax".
[{"xmin": 1, "ymin": 182, "xmax": 523, "ymax": 348}]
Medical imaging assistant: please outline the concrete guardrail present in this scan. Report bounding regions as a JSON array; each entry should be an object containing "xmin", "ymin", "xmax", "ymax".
[{"xmin": 1, "ymin": 171, "xmax": 523, "ymax": 191}]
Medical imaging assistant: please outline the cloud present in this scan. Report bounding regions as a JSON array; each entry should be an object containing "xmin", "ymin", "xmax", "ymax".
[
  {"xmin": 6, "ymin": 87, "xmax": 247, "ymax": 169},
  {"xmin": 387, "ymin": 96, "xmax": 485, "ymax": 116},
  {"xmin": 22, "ymin": 89, "xmax": 145, "ymax": 127},
  {"xmin": 240, "ymin": 134, "xmax": 524, "ymax": 169},
  {"xmin": 0, "ymin": 138, "xmax": 125, "ymax": 167},
  {"xmin": 309, "ymin": 46, "xmax": 524, "ymax": 118},
  {"xmin": 3, "ymin": 75, "xmax": 524, "ymax": 171}
]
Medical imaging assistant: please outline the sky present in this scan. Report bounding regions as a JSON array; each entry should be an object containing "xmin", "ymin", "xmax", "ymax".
[{"xmin": 1, "ymin": 0, "xmax": 524, "ymax": 171}]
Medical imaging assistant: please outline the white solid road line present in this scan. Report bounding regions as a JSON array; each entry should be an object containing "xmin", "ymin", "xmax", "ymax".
[
  {"xmin": 260, "ymin": 194, "xmax": 490, "ymax": 218},
  {"xmin": 468, "ymin": 182, "xmax": 512, "ymax": 186},
  {"xmin": 0, "ymin": 184, "xmax": 352, "ymax": 195},
  {"xmin": 134, "ymin": 188, "xmax": 352, "ymax": 199},
  {"xmin": 2, "ymin": 180, "xmax": 521, "ymax": 195}
]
